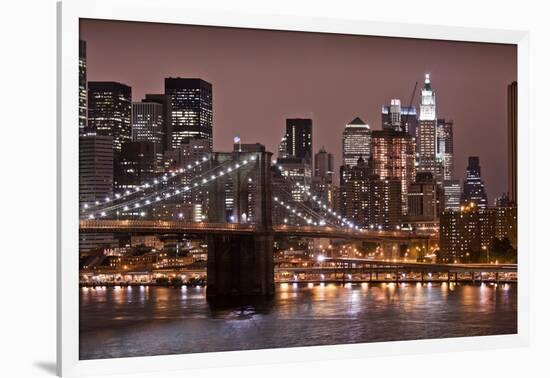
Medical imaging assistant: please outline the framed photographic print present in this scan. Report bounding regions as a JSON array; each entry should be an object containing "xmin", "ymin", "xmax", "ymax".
[{"xmin": 57, "ymin": 1, "xmax": 529, "ymax": 376}]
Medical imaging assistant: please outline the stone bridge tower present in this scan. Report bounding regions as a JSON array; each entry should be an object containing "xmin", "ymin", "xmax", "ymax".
[{"xmin": 206, "ymin": 145, "xmax": 274, "ymax": 297}]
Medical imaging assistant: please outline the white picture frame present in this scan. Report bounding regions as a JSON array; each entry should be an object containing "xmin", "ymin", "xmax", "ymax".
[{"xmin": 57, "ymin": 1, "xmax": 530, "ymax": 376}]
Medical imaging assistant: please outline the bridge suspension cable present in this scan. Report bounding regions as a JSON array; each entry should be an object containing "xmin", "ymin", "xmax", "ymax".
[
  {"xmin": 82, "ymin": 156, "xmax": 257, "ymax": 219},
  {"xmin": 82, "ymin": 156, "xmax": 210, "ymax": 211}
]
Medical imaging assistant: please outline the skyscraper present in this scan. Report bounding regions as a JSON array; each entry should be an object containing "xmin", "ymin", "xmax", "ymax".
[
  {"xmin": 314, "ymin": 147, "xmax": 334, "ymax": 183},
  {"xmin": 508, "ymin": 81, "xmax": 518, "ymax": 204},
  {"xmin": 164, "ymin": 78, "xmax": 213, "ymax": 150},
  {"xmin": 461, "ymin": 156, "xmax": 488, "ymax": 209},
  {"xmin": 115, "ymin": 141, "xmax": 159, "ymax": 193},
  {"xmin": 79, "ymin": 135, "xmax": 114, "ymax": 207},
  {"xmin": 285, "ymin": 118, "xmax": 313, "ymax": 163},
  {"xmin": 436, "ymin": 118, "xmax": 454, "ymax": 183},
  {"xmin": 381, "ymin": 99, "xmax": 418, "ymax": 136},
  {"xmin": 88, "ymin": 81, "xmax": 132, "ymax": 152},
  {"xmin": 79, "ymin": 40, "xmax": 87, "ymax": 135},
  {"xmin": 144, "ymin": 93, "xmax": 173, "ymax": 152},
  {"xmin": 417, "ymin": 74, "xmax": 438, "ymax": 176},
  {"xmin": 342, "ymin": 117, "xmax": 372, "ymax": 167},
  {"xmin": 371, "ymin": 129, "xmax": 416, "ymax": 215},
  {"xmin": 132, "ymin": 100, "xmax": 165, "ymax": 167}
]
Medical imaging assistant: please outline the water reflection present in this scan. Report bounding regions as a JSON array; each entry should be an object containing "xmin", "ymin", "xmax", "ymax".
[{"xmin": 80, "ymin": 283, "xmax": 517, "ymax": 360}]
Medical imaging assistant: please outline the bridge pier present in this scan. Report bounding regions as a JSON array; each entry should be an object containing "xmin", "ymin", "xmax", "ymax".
[{"xmin": 206, "ymin": 149, "xmax": 275, "ymax": 298}]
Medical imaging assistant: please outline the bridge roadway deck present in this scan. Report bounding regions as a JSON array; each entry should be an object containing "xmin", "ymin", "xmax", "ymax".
[
  {"xmin": 79, "ymin": 220, "xmax": 433, "ymax": 241},
  {"xmin": 277, "ymin": 258, "xmax": 517, "ymax": 274}
]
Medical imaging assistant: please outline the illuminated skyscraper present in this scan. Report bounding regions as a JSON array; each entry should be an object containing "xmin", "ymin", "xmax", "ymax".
[
  {"xmin": 88, "ymin": 81, "xmax": 132, "ymax": 152},
  {"xmin": 131, "ymin": 100, "xmax": 165, "ymax": 167},
  {"xmin": 417, "ymin": 74, "xmax": 438, "ymax": 176},
  {"xmin": 144, "ymin": 93, "xmax": 173, "ymax": 151},
  {"xmin": 461, "ymin": 156, "xmax": 488, "ymax": 209},
  {"xmin": 381, "ymin": 99, "xmax": 418, "ymax": 137},
  {"xmin": 342, "ymin": 117, "xmax": 371, "ymax": 167},
  {"xmin": 436, "ymin": 118, "xmax": 454, "ymax": 183},
  {"xmin": 285, "ymin": 118, "xmax": 313, "ymax": 164},
  {"xmin": 165, "ymin": 78, "xmax": 213, "ymax": 150},
  {"xmin": 442, "ymin": 179, "xmax": 462, "ymax": 211},
  {"xmin": 79, "ymin": 40, "xmax": 87, "ymax": 135},
  {"xmin": 371, "ymin": 129, "xmax": 415, "ymax": 215}
]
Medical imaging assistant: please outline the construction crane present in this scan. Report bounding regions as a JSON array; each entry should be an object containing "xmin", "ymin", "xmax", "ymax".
[{"xmin": 403, "ymin": 81, "xmax": 418, "ymax": 132}]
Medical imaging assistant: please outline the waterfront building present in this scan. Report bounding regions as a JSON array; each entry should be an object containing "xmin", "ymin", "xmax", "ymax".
[
  {"xmin": 88, "ymin": 81, "xmax": 132, "ymax": 152},
  {"xmin": 381, "ymin": 99, "xmax": 418, "ymax": 137},
  {"xmin": 371, "ymin": 129, "xmax": 415, "ymax": 215},
  {"xmin": 461, "ymin": 156, "xmax": 488, "ymax": 209},
  {"xmin": 164, "ymin": 78, "xmax": 213, "ymax": 150},
  {"xmin": 79, "ymin": 40, "xmax": 87, "ymax": 135},
  {"xmin": 285, "ymin": 118, "xmax": 313, "ymax": 164},
  {"xmin": 439, "ymin": 203, "xmax": 492, "ymax": 263}
]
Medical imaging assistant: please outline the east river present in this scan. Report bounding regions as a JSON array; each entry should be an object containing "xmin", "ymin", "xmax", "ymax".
[{"xmin": 79, "ymin": 282, "xmax": 517, "ymax": 360}]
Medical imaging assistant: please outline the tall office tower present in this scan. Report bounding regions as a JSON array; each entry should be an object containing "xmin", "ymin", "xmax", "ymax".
[
  {"xmin": 436, "ymin": 118, "xmax": 454, "ymax": 183},
  {"xmin": 439, "ymin": 204, "xmax": 493, "ymax": 263},
  {"xmin": 417, "ymin": 74, "xmax": 438, "ymax": 176},
  {"xmin": 132, "ymin": 100, "xmax": 165, "ymax": 168},
  {"xmin": 442, "ymin": 179, "xmax": 462, "ymax": 211},
  {"xmin": 314, "ymin": 147, "xmax": 334, "ymax": 183},
  {"xmin": 407, "ymin": 172, "xmax": 438, "ymax": 222},
  {"xmin": 371, "ymin": 129, "xmax": 416, "ymax": 215},
  {"xmin": 79, "ymin": 40, "xmax": 87, "ymax": 135},
  {"xmin": 342, "ymin": 117, "xmax": 372, "ymax": 167},
  {"xmin": 114, "ymin": 141, "xmax": 158, "ymax": 193},
  {"xmin": 144, "ymin": 94, "xmax": 173, "ymax": 152},
  {"xmin": 461, "ymin": 156, "xmax": 488, "ymax": 209},
  {"xmin": 508, "ymin": 81, "xmax": 518, "ymax": 204},
  {"xmin": 164, "ymin": 78, "xmax": 213, "ymax": 150},
  {"xmin": 88, "ymin": 82, "xmax": 132, "ymax": 152},
  {"xmin": 339, "ymin": 157, "xmax": 402, "ymax": 230},
  {"xmin": 285, "ymin": 118, "xmax": 313, "ymax": 163},
  {"xmin": 79, "ymin": 135, "xmax": 117, "ymax": 254},
  {"xmin": 79, "ymin": 135, "xmax": 114, "ymax": 207},
  {"xmin": 381, "ymin": 99, "xmax": 418, "ymax": 137},
  {"xmin": 311, "ymin": 147, "xmax": 336, "ymax": 210}
]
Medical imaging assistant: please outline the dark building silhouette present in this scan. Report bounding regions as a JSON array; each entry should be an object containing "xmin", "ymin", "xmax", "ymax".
[
  {"xmin": 164, "ymin": 78, "xmax": 213, "ymax": 150},
  {"xmin": 88, "ymin": 81, "xmax": 132, "ymax": 152},
  {"xmin": 461, "ymin": 156, "xmax": 488, "ymax": 209},
  {"xmin": 115, "ymin": 141, "xmax": 159, "ymax": 193},
  {"xmin": 436, "ymin": 118, "xmax": 454, "ymax": 183},
  {"xmin": 407, "ymin": 172, "xmax": 438, "ymax": 222},
  {"xmin": 508, "ymin": 81, "xmax": 518, "ymax": 204},
  {"xmin": 79, "ymin": 40, "xmax": 87, "ymax": 135},
  {"xmin": 285, "ymin": 118, "xmax": 313, "ymax": 164}
]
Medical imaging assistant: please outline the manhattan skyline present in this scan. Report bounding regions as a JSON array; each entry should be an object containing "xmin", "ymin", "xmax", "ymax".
[{"xmin": 80, "ymin": 19, "xmax": 517, "ymax": 203}]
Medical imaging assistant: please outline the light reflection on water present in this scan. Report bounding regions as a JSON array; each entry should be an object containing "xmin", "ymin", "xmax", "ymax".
[{"xmin": 80, "ymin": 283, "xmax": 517, "ymax": 360}]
